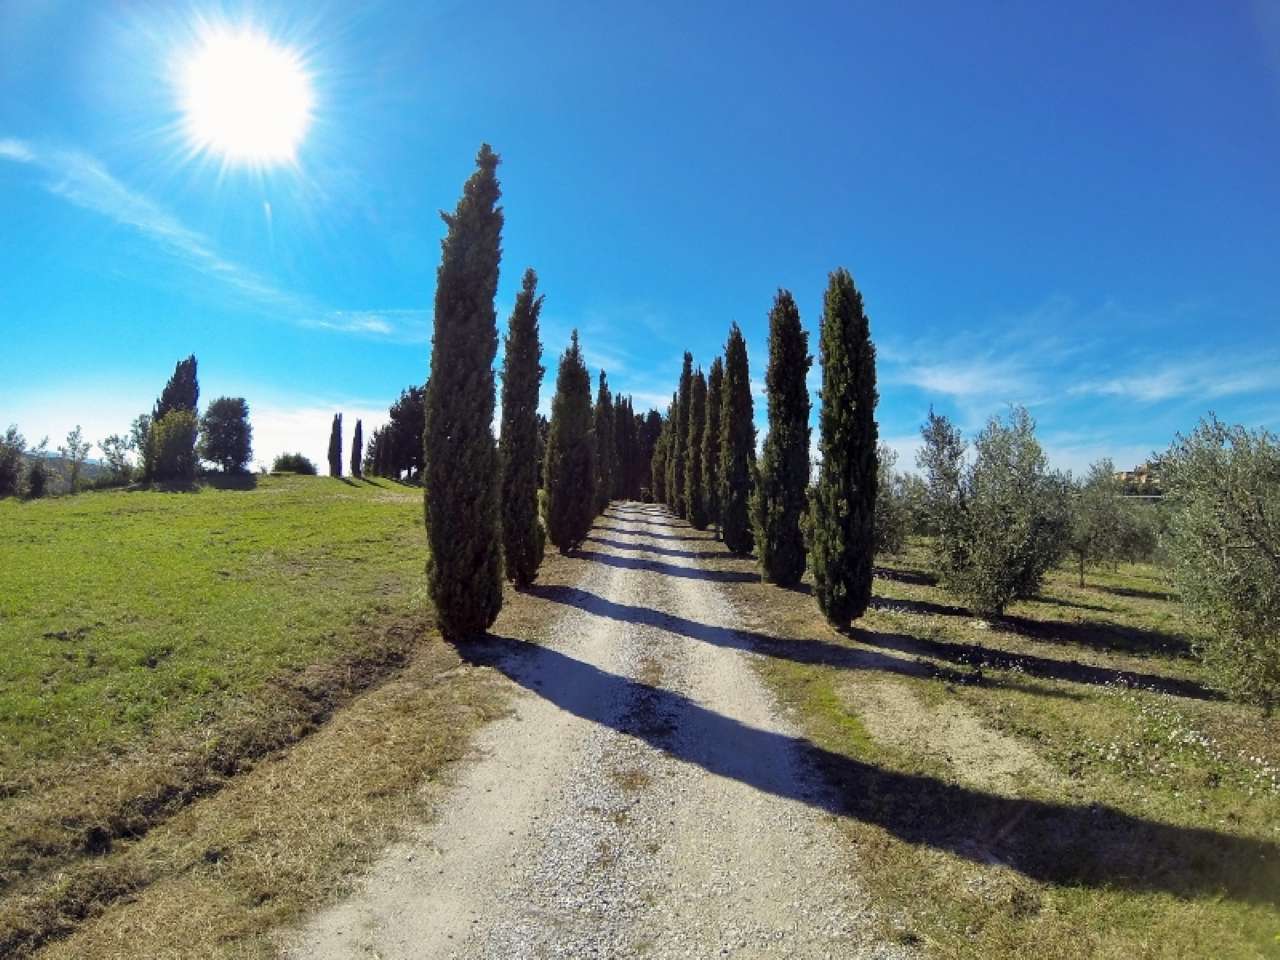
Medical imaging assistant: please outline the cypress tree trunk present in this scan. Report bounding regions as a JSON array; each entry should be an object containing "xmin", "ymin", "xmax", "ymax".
[
  {"xmin": 754, "ymin": 290, "xmax": 811, "ymax": 586},
  {"xmin": 350, "ymin": 419, "xmax": 363, "ymax": 478},
  {"xmin": 811, "ymin": 268, "xmax": 879, "ymax": 625},
  {"xmin": 545, "ymin": 331, "xmax": 596, "ymax": 552},
  {"xmin": 703, "ymin": 356, "xmax": 724, "ymax": 536},
  {"xmin": 328, "ymin": 413, "xmax": 343, "ymax": 478},
  {"xmin": 720, "ymin": 323, "xmax": 756, "ymax": 554},
  {"xmin": 593, "ymin": 371, "xmax": 614, "ymax": 514},
  {"xmin": 686, "ymin": 368, "xmax": 708, "ymax": 529},
  {"xmin": 423, "ymin": 144, "xmax": 504, "ymax": 639},
  {"xmin": 672, "ymin": 354, "xmax": 692, "ymax": 517},
  {"xmin": 499, "ymin": 268, "xmax": 546, "ymax": 587}
]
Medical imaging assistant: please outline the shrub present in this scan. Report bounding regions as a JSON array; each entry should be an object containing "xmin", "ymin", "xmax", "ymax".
[
  {"xmin": 149, "ymin": 411, "xmax": 199, "ymax": 484},
  {"xmin": 0, "ymin": 425, "xmax": 25, "ymax": 498},
  {"xmin": 272, "ymin": 452, "xmax": 317, "ymax": 475},
  {"xmin": 873, "ymin": 445, "xmax": 910, "ymax": 557}
]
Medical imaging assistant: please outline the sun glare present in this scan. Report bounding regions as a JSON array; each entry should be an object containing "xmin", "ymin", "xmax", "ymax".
[{"xmin": 179, "ymin": 25, "xmax": 313, "ymax": 167}]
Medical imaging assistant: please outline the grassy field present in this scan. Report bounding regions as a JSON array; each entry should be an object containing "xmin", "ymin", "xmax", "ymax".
[{"xmin": 706, "ymin": 539, "xmax": 1280, "ymax": 958}]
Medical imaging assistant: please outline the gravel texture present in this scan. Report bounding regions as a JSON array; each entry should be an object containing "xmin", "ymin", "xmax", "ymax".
[{"xmin": 286, "ymin": 503, "xmax": 907, "ymax": 959}]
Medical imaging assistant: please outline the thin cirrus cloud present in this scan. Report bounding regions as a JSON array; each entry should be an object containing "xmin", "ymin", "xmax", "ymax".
[
  {"xmin": 1069, "ymin": 355, "xmax": 1279, "ymax": 404},
  {"xmin": 0, "ymin": 136, "xmax": 425, "ymax": 342}
]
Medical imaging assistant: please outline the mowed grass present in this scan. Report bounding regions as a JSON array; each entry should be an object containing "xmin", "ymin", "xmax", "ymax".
[
  {"xmin": 0, "ymin": 474, "xmax": 426, "ymax": 785},
  {"xmin": 702, "ymin": 537, "xmax": 1280, "ymax": 959}
]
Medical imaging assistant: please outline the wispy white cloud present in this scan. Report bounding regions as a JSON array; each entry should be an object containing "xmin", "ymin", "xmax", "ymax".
[{"xmin": 1070, "ymin": 354, "xmax": 1279, "ymax": 403}]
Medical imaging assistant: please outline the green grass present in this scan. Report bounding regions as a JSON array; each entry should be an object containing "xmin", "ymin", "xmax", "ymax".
[{"xmin": 0, "ymin": 475, "xmax": 427, "ymax": 788}]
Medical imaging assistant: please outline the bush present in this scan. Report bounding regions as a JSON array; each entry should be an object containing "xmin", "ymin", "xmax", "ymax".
[
  {"xmin": 200, "ymin": 397, "xmax": 253, "ymax": 473},
  {"xmin": 918, "ymin": 406, "xmax": 1070, "ymax": 617},
  {"xmin": 272, "ymin": 452, "xmax": 317, "ymax": 475},
  {"xmin": 873, "ymin": 445, "xmax": 910, "ymax": 557},
  {"xmin": 1163, "ymin": 416, "xmax": 1280, "ymax": 710},
  {"xmin": 149, "ymin": 411, "xmax": 199, "ymax": 484},
  {"xmin": 0, "ymin": 425, "xmax": 25, "ymax": 498}
]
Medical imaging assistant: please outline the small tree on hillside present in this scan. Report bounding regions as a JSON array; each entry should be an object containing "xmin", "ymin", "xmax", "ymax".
[
  {"xmin": 57, "ymin": 426, "xmax": 91, "ymax": 493},
  {"xmin": 753, "ymin": 290, "xmax": 811, "ymax": 586},
  {"xmin": 25, "ymin": 437, "xmax": 50, "ymax": 498},
  {"xmin": 499, "ymin": 267, "xmax": 546, "ymax": 587},
  {"xmin": 327, "ymin": 413, "xmax": 343, "ymax": 477},
  {"xmin": 545, "ymin": 331, "xmax": 596, "ymax": 552},
  {"xmin": 99, "ymin": 434, "xmax": 133, "ymax": 484},
  {"xmin": 811, "ymin": 268, "xmax": 878, "ymax": 626},
  {"xmin": 423, "ymin": 143, "xmax": 505, "ymax": 640},
  {"xmin": 350, "ymin": 419, "xmax": 363, "ymax": 478},
  {"xmin": 873, "ymin": 445, "xmax": 910, "ymax": 557},
  {"xmin": 593, "ymin": 370, "xmax": 614, "ymax": 514},
  {"xmin": 150, "ymin": 411, "xmax": 199, "ymax": 485},
  {"xmin": 1, "ymin": 425, "xmax": 26, "ymax": 498},
  {"xmin": 720, "ymin": 323, "xmax": 756, "ymax": 554},
  {"xmin": 686, "ymin": 368, "xmax": 708, "ymax": 529},
  {"xmin": 199, "ymin": 397, "xmax": 253, "ymax": 473},
  {"xmin": 273, "ymin": 452, "xmax": 317, "ymax": 475},
  {"xmin": 1163, "ymin": 417, "xmax": 1280, "ymax": 710},
  {"xmin": 673, "ymin": 354, "xmax": 693, "ymax": 516},
  {"xmin": 1067, "ymin": 458, "xmax": 1130, "ymax": 586},
  {"xmin": 703, "ymin": 357, "xmax": 724, "ymax": 532}
]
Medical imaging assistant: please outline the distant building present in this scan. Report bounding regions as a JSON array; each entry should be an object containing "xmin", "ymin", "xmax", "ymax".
[{"xmin": 1115, "ymin": 460, "xmax": 1163, "ymax": 496}]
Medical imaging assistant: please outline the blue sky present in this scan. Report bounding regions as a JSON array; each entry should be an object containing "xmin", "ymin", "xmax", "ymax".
[{"xmin": 1, "ymin": 0, "xmax": 1277, "ymax": 472}]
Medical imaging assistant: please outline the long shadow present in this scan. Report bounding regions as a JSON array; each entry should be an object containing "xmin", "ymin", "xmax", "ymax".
[
  {"xmin": 871, "ymin": 596, "xmax": 1193, "ymax": 658},
  {"xmin": 577, "ymin": 549, "xmax": 758, "ymax": 583},
  {"xmin": 594, "ymin": 523, "xmax": 716, "ymax": 543},
  {"xmin": 526, "ymin": 584, "xmax": 1080, "ymax": 700},
  {"xmin": 456, "ymin": 634, "xmax": 1278, "ymax": 904},
  {"xmin": 602, "ymin": 511, "xmax": 687, "ymax": 529},
  {"xmin": 584, "ymin": 535, "xmax": 729, "ymax": 561},
  {"xmin": 1100, "ymin": 584, "xmax": 1180, "ymax": 603},
  {"xmin": 200, "ymin": 473, "xmax": 260, "ymax": 491},
  {"xmin": 873, "ymin": 566, "xmax": 936, "ymax": 586}
]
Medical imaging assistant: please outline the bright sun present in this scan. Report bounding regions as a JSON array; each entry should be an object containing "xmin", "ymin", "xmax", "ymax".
[{"xmin": 180, "ymin": 26, "xmax": 314, "ymax": 167}]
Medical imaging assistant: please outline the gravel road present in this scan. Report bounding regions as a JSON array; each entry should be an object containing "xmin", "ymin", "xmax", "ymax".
[{"xmin": 287, "ymin": 503, "xmax": 904, "ymax": 959}]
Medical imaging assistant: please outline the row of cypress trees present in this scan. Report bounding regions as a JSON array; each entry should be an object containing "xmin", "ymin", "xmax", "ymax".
[{"xmin": 651, "ymin": 271, "xmax": 879, "ymax": 627}]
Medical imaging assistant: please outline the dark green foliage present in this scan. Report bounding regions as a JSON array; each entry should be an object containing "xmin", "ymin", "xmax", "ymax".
[
  {"xmin": 638, "ymin": 409, "xmax": 662, "ymax": 501},
  {"xmin": 720, "ymin": 323, "xmax": 755, "ymax": 553},
  {"xmin": 200, "ymin": 397, "xmax": 253, "ymax": 473},
  {"xmin": 423, "ymin": 143, "xmax": 504, "ymax": 640},
  {"xmin": 350, "ymin": 419, "xmax": 363, "ymax": 478},
  {"xmin": 918, "ymin": 407, "xmax": 1070, "ymax": 617},
  {"xmin": 612, "ymin": 394, "xmax": 639, "ymax": 500},
  {"xmin": 1163, "ymin": 417, "xmax": 1280, "ymax": 709},
  {"xmin": 664, "ymin": 390, "xmax": 679, "ymax": 511},
  {"xmin": 99, "ymin": 434, "xmax": 133, "ymax": 484},
  {"xmin": 153, "ymin": 355, "xmax": 199, "ymax": 422},
  {"xmin": 593, "ymin": 370, "xmax": 614, "ymax": 514},
  {"xmin": 327, "ymin": 413, "xmax": 343, "ymax": 477},
  {"xmin": 811, "ymin": 268, "xmax": 878, "ymax": 626},
  {"xmin": 703, "ymin": 357, "xmax": 723, "ymax": 531},
  {"xmin": 149, "ymin": 411, "xmax": 199, "ymax": 485},
  {"xmin": 651, "ymin": 416, "xmax": 669, "ymax": 504},
  {"xmin": 387, "ymin": 384, "xmax": 427, "ymax": 479},
  {"xmin": 545, "ymin": 331, "xmax": 596, "ymax": 553},
  {"xmin": 686, "ymin": 369, "xmax": 708, "ymax": 529},
  {"xmin": 1, "ymin": 425, "xmax": 26, "ymax": 498},
  {"xmin": 25, "ymin": 439, "xmax": 49, "ymax": 499},
  {"xmin": 499, "ymin": 267, "xmax": 546, "ymax": 587},
  {"xmin": 1067, "ymin": 458, "xmax": 1130, "ymax": 586},
  {"xmin": 273, "ymin": 452, "xmax": 317, "ymax": 475},
  {"xmin": 753, "ymin": 290, "xmax": 811, "ymax": 586},
  {"xmin": 873, "ymin": 445, "xmax": 909, "ymax": 556},
  {"xmin": 673, "ymin": 353, "xmax": 693, "ymax": 516}
]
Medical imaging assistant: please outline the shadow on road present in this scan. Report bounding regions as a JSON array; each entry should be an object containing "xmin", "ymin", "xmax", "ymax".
[
  {"xmin": 575, "ymin": 549, "xmax": 759, "ymax": 583},
  {"xmin": 584, "ymin": 535, "xmax": 727, "ymax": 561}
]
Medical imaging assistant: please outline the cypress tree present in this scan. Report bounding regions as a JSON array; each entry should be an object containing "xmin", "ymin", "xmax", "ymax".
[
  {"xmin": 753, "ymin": 290, "xmax": 811, "ymax": 585},
  {"xmin": 665, "ymin": 390, "xmax": 679, "ymax": 511},
  {"xmin": 651, "ymin": 416, "xmax": 669, "ymax": 504},
  {"xmin": 720, "ymin": 323, "xmax": 756, "ymax": 553},
  {"xmin": 153, "ymin": 355, "xmax": 200, "ymax": 421},
  {"xmin": 673, "ymin": 353, "xmax": 693, "ymax": 516},
  {"xmin": 423, "ymin": 144, "xmax": 504, "ymax": 639},
  {"xmin": 328, "ymin": 413, "xmax": 343, "ymax": 477},
  {"xmin": 593, "ymin": 371, "xmax": 614, "ymax": 514},
  {"xmin": 545, "ymin": 331, "xmax": 596, "ymax": 552},
  {"xmin": 703, "ymin": 356, "xmax": 724, "ymax": 534},
  {"xmin": 812, "ymin": 268, "xmax": 879, "ymax": 625},
  {"xmin": 350, "ymin": 419, "xmax": 363, "ymax": 478},
  {"xmin": 499, "ymin": 268, "xmax": 546, "ymax": 587},
  {"xmin": 686, "ymin": 368, "xmax": 708, "ymax": 529},
  {"xmin": 639, "ymin": 409, "xmax": 662, "ymax": 500}
]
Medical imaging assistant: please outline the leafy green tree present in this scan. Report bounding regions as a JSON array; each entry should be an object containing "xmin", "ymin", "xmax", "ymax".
[
  {"xmin": 673, "ymin": 354, "xmax": 693, "ymax": 516},
  {"xmin": 918, "ymin": 407, "xmax": 1070, "ymax": 617},
  {"xmin": 0, "ymin": 425, "xmax": 26, "ymax": 498},
  {"xmin": 273, "ymin": 452, "xmax": 317, "ymax": 475},
  {"xmin": 1067, "ymin": 458, "xmax": 1130, "ymax": 586},
  {"xmin": 703, "ymin": 357, "xmax": 724, "ymax": 531},
  {"xmin": 873, "ymin": 445, "xmax": 909, "ymax": 557},
  {"xmin": 753, "ymin": 290, "xmax": 811, "ymax": 586},
  {"xmin": 811, "ymin": 268, "xmax": 878, "ymax": 626},
  {"xmin": 327, "ymin": 413, "xmax": 343, "ymax": 477},
  {"xmin": 57, "ymin": 426, "xmax": 91, "ymax": 493},
  {"xmin": 499, "ymin": 267, "xmax": 546, "ymax": 587},
  {"xmin": 720, "ymin": 323, "xmax": 756, "ymax": 554},
  {"xmin": 350, "ymin": 419, "xmax": 363, "ymax": 478},
  {"xmin": 545, "ymin": 331, "xmax": 596, "ymax": 552},
  {"xmin": 423, "ymin": 143, "xmax": 504, "ymax": 639},
  {"xmin": 1163, "ymin": 417, "xmax": 1280, "ymax": 710},
  {"xmin": 150, "ymin": 411, "xmax": 199, "ymax": 485},
  {"xmin": 593, "ymin": 370, "xmax": 614, "ymax": 514},
  {"xmin": 199, "ymin": 397, "xmax": 253, "ymax": 473},
  {"xmin": 387, "ymin": 384, "xmax": 427, "ymax": 479},
  {"xmin": 25, "ymin": 437, "xmax": 49, "ymax": 498},
  {"xmin": 686, "ymin": 368, "xmax": 708, "ymax": 529},
  {"xmin": 99, "ymin": 434, "xmax": 133, "ymax": 484}
]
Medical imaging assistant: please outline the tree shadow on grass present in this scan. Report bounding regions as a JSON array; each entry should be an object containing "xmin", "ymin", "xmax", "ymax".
[
  {"xmin": 575, "ymin": 549, "xmax": 758, "ymax": 583},
  {"xmin": 454, "ymin": 633, "xmax": 1278, "ymax": 905},
  {"xmin": 1099, "ymin": 584, "xmax": 1180, "ymax": 603},
  {"xmin": 200, "ymin": 473, "xmax": 260, "ymax": 491},
  {"xmin": 584, "ymin": 535, "xmax": 728, "ymax": 561},
  {"xmin": 873, "ymin": 566, "xmax": 937, "ymax": 587}
]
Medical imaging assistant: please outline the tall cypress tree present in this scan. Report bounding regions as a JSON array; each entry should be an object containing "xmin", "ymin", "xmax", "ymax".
[
  {"xmin": 665, "ymin": 390, "xmax": 679, "ymax": 511},
  {"xmin": 147, "ymin": 355, "xmax": 200, "ymax": 481},
  {"xmin": 545, "ymin": 331, "xmax": 596, "ymax": 552},
  {"xmin": 673, "ymin": 353, "xmax": 693, "ymax": 516},
  {"xmin": 754, "ymin": 290, "xmax": 811, "ymax": 586},
  {"xmin": 812, "ymin": 269, "xmax": 879, "ymax": 625},
  {"xmin": 651, "ymin": 415, "xmax": 669, "ymax": 504},
  {"xmin": 720, "ymin": 323, "xmax": 756, "ymax": 553},
  {"xmin": 499, "ymin": 268, "xmax": 546, "ymax": 587},
  {"xmin": 686, "ymin": 368, "xmax": 708, "ymax": 529},
  {"xmin": 350, "ymin": 419, "xmax": 364, "ymax": 478},
  {"xmin": 423, "ymin": 144, "xmax": 504, "ymax": 639},
  {"xmin": 593, "ymin": 371, "xmax": 614, "ymax": 514},
  {"xmin": 328, "ymin": 413, "xmax": 343, "ymax": 477},
  {"xmin": 703, "ymin": 356, "xmax": 724, "ymax": 534}
]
